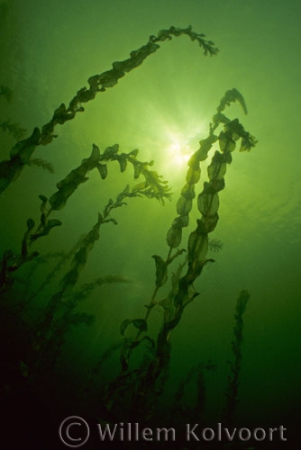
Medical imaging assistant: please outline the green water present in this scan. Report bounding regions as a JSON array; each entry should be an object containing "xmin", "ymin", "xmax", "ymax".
[{"xmin": 0, "ymin": 1, "xmax": 300, "ymax": 449}]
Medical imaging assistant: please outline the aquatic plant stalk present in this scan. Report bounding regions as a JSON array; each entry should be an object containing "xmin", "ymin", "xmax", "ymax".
[
  {"xmin": 0, "ymin": 25, "xmax": 257, "ymax": 434},
  {"xmin": 101, "ymin": 88, "xmax": 256, "ymax": 424},
  {"xmin": 223, "ymin": 289, "xmax": 250, "ymax": 427},
  {"xmin": 0, "ymin": 26, "xmax": 218, "ymax": 195},
  {"xmin": 0, "ymin": 143, "xmax": 170, "ymax": 293}
]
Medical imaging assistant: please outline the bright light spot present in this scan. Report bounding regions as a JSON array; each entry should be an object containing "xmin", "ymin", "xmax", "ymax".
[
  {"xmin": 155, "ymin": 120, "xmax": 209, "ymax": 182},
  {"xmin": 166, "ymin": 135, "xmax": 192, "ymax": 167}
]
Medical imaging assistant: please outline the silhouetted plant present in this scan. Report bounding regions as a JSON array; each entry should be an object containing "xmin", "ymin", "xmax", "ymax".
[
  {"xmin": 223, "ymin": 289, "xmax": 250, "ymax": 427},
  {"xmin": 171, "ymin": 361, "xmax": 217, "ymax": 425},
  {"xmin": 0, "ymin": 26, "xmax": 256, "ymax": 445},
  {"xmin": 100, "ymin": 85, "xmax": 256, "ymax": 424},
  {"xmin": 0, "ymin": 26, "xmax": 218, "ymax": 195}
]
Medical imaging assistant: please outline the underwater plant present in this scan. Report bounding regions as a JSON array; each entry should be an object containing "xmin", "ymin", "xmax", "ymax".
[
  {"xmin": 223, "ymin": 289, "xmax": 250, "ymax": 428},
  {"xmin": 0, "ymin": 25, "xmax": 256, "ymax": 449},
  {"xmin": 0, "ymin": 26, "xmax": 218, "ymax": 195},
  {"xmin": 97, "ymin": 86, "xmax": 256, "ymax": 425}
]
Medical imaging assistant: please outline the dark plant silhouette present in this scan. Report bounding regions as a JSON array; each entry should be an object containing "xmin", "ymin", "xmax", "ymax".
[
  {"xmin": 0, "ymin": 25, "xmax": 256, "ymax": 449},
  {"xmin": 223, "ymin": 289, "xmax": 250, "ymax": 428}
]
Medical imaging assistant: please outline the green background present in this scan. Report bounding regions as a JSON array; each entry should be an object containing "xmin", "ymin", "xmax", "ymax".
[{"xmin": 0, "ymin": 0, "xmax": 300, "ymax": 448}]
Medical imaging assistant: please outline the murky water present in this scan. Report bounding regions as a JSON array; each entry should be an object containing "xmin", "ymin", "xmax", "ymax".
[{"xmin": 0, "ymin": 1, "xmax": 300, "ymax": 449}]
